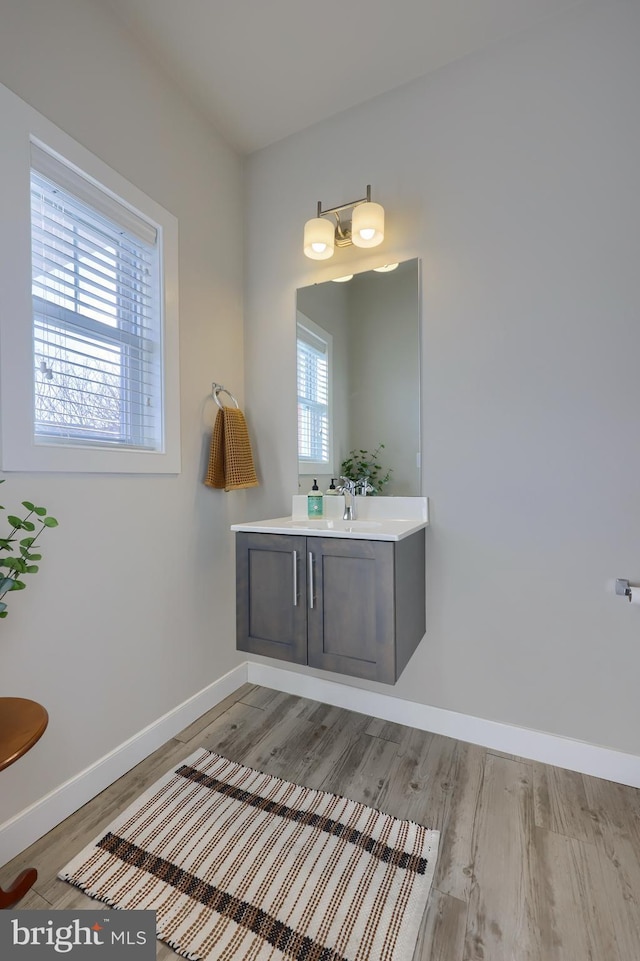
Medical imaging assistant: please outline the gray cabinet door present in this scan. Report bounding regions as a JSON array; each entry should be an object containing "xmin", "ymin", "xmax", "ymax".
[
  {"xmin": 307, "ymin": 537, "xmax": 396, "ymax": 683},
  {"xmin": 236, "ymin": 531, "xmax": 307, "ymax": 664},
  {"xmin": 236, "ymin": 529, "xmax": 425, "ymax": 684}
]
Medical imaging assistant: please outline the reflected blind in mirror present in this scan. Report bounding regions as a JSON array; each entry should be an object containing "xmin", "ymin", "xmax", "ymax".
[{"xmin": 297, "ymin": 322, "xmax": 330, "ymax": 467}]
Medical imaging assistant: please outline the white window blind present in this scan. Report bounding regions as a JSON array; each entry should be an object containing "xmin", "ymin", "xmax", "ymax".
[
  {"xmin": 297, "ymin": 321, "xmax": 331, "ymax": 469},
  {"xmin": 30, "ymin": 144, "xmax": 163, "ymax": 451}
]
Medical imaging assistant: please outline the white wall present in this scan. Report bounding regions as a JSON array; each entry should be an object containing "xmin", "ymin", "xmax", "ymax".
[
  {"xmin": 0, "ymin": 0, "xmax": 247, "ymax": 829},
  {"xmin": 244, "ymin": 0, "xmax": 640, "ymax": 756}
]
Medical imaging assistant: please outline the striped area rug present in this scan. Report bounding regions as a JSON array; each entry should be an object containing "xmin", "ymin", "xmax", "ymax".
[{"xmin": 59, "ymin": 749, "xmax": 440, "ymax": 961}]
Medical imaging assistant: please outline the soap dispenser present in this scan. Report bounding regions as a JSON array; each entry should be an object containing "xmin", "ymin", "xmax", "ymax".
[
  {"xmin": 307, "ymin": 479, "xmax": 324, "ymax": 518},
  {"xmin": 326, "ymin": 478, "xmax": 338, "ymax": 495}
]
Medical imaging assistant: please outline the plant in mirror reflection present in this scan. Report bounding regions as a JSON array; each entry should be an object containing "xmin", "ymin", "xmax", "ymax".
[
  {"xmin": 340, "ymin": 444, "xmax": 392, "ymax": 495},
  {"xmin": 0, "ymin": 478, "xmax": 58, "ymax": 618}
]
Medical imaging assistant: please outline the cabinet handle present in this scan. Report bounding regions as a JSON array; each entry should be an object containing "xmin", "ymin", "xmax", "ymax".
[
  {"xmin": 292, "ymin": 550, "xmax": 298, "ymax": 606},
  {"xmin": 308, "ymin": 551, "xmax": 314, "ymax": 609}
]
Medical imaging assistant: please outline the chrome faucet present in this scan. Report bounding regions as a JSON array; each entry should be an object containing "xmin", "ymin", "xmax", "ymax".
[
  {"xmin": 357, "ymin": 477, "xmax": 375, "ymax": 497},
  {"xmin": 338, "ymin": 477, "xmax": 358, "ymax": 520},
  {"xmin": 338, "ymin": 476, "xmax": 377, "ymax": 519}
]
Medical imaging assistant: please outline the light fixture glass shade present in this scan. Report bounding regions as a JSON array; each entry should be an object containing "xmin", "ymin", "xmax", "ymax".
[
  {"xmin": 351, "ymin": 201, "xmax": 384, "ymax": 248},
  {"xmin": 331, "ymin": 274, "xmax": 354, "ymax": 283},
  {"xmin": 303, "ymin": 217, "xmax": 335, "ymax": 259}
]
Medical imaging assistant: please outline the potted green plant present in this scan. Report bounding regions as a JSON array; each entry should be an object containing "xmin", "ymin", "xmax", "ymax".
[
  {"xmin": 340, "ymin": 443, "xmax": 393, "ymax": 494},
  {"xmin": 0, "ymin": 479, "xmax": 58, "ymax": 618}
]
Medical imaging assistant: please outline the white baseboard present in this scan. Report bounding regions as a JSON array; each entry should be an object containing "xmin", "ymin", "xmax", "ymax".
[
  {"xmin": 4, "ymin": 658, "xmax": 640, "ymax": 868},
  {"xmin": 247, "ymin": 662, "xmax": 640, "ymax": 790},
  {"xmin": 0, "ymin": 664, "xmax": 248, "ymax": 867}
]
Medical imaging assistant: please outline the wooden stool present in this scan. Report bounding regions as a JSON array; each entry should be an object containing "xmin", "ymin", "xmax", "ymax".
[{"xmin": 0, "ymin": 697, "xmax": 48, "ymax": 909}]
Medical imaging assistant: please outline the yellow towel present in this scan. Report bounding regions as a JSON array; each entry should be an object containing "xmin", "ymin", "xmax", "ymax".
[{"xmin": 205, "ymin": 407, "xmax": 259, "ymax": 491}]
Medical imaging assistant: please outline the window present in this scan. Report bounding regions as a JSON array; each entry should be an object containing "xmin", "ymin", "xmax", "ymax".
[
  {"xmin": 0, "ymin": 89, "xmax": 179, "ymax": 474},
  {"xmin": 30, "ymin": 145, "xmax": 162, "ymax": 452},
  {"xmin": 297, "ymin": 315, "xmax": 333, "ymax": 474}
]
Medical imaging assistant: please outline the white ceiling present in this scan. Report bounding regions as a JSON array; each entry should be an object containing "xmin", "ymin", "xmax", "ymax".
[{"xmin": 103, "ymin": 0, "xmax": 586, "ymax": 154}]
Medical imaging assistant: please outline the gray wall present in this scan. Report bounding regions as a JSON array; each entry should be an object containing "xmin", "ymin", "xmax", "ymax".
[
  {"xmin": 0, "ymin": 0, "xmax": 246, "ymax": 827},
  {"xmin": 244, "ymin": 0, "xmax": 640, "ymax": 755},
  {"xmin": 347, "ymin": 263, "xmax": 420, "ymax": 495}
]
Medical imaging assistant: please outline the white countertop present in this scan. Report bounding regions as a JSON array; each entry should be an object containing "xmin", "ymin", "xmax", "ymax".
[{"xmin": 231, "ymin": 495, "xmax": 428, "ymax": 542}]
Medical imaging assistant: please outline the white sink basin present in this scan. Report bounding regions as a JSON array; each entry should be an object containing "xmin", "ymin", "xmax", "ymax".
[
  {"xmin": 232, "ymin": 512, "xmax": 427, "ymax": 541},
  {"xmin": 231, "ymin": 497, "xmax": 428, "ymax": 541},
  {"xmin": 288, "ymin": 519, "xmax": 382, "ymax": 531}
]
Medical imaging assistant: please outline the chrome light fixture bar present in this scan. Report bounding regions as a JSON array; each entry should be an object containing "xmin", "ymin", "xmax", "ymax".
[{"xmin": 303, "ymin": 185, "xmax": 385, "ymax": 260}]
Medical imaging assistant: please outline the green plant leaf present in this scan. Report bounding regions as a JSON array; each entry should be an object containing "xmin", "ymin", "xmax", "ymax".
[{"xmin": 1, "ymin": 482, "xmax": 58, "ymax": 615}]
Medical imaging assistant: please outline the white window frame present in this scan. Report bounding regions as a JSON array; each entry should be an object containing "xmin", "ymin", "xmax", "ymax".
[
  {"xmin": 0, "ymin": 82, "xmax": 180, "ymax": 473},
  {"xmin": 297, "ymin": 312, "xmax": 334, "ymax": 476}
]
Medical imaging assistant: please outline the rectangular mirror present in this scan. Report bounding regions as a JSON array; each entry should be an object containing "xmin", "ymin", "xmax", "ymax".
[{"xmin": 296, "ymin": 258, "xmax": 421, "ymax": 495}]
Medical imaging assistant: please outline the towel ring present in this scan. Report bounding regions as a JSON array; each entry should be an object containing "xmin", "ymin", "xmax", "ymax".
[{"xmin": 212, "ymin": 382, "xmax": 239, "ymax": 410}]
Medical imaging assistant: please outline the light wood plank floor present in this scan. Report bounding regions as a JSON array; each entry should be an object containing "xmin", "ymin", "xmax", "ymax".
[{"xmin": 2, "ymin": 684, "xmax": 640, "ymax": 960}]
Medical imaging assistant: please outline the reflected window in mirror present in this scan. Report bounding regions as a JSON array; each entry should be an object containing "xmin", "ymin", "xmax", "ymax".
[{"xmin": 297, "ymin": 314, "xmax": 334, "ymax": 475}]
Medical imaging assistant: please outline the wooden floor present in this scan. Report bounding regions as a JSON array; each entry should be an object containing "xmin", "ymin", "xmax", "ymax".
[{"xmin": 2, "ymin": 684, "xmax": 640, "ymax": 960}]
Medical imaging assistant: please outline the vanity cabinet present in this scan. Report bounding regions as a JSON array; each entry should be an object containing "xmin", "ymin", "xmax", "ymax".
[{"xmin": 235, "ymin": 529, "xmax": 425, "ymax": 684}]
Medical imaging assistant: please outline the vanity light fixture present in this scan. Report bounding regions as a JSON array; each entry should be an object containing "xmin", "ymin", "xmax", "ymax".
[
  {"xmin": 303, "ymin": 216, "xmax": 334, "ymax": 260},
  {"xmin": 373, "ymin": 263, "xmax": 399, "ymax": 272},
  {"xmin": 331, "ymin": 274, "xmax": 354, "ymax": 283},
  {"xmin": 303, "ymin": 185, "xmax": 384, "ymax": 260}
]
